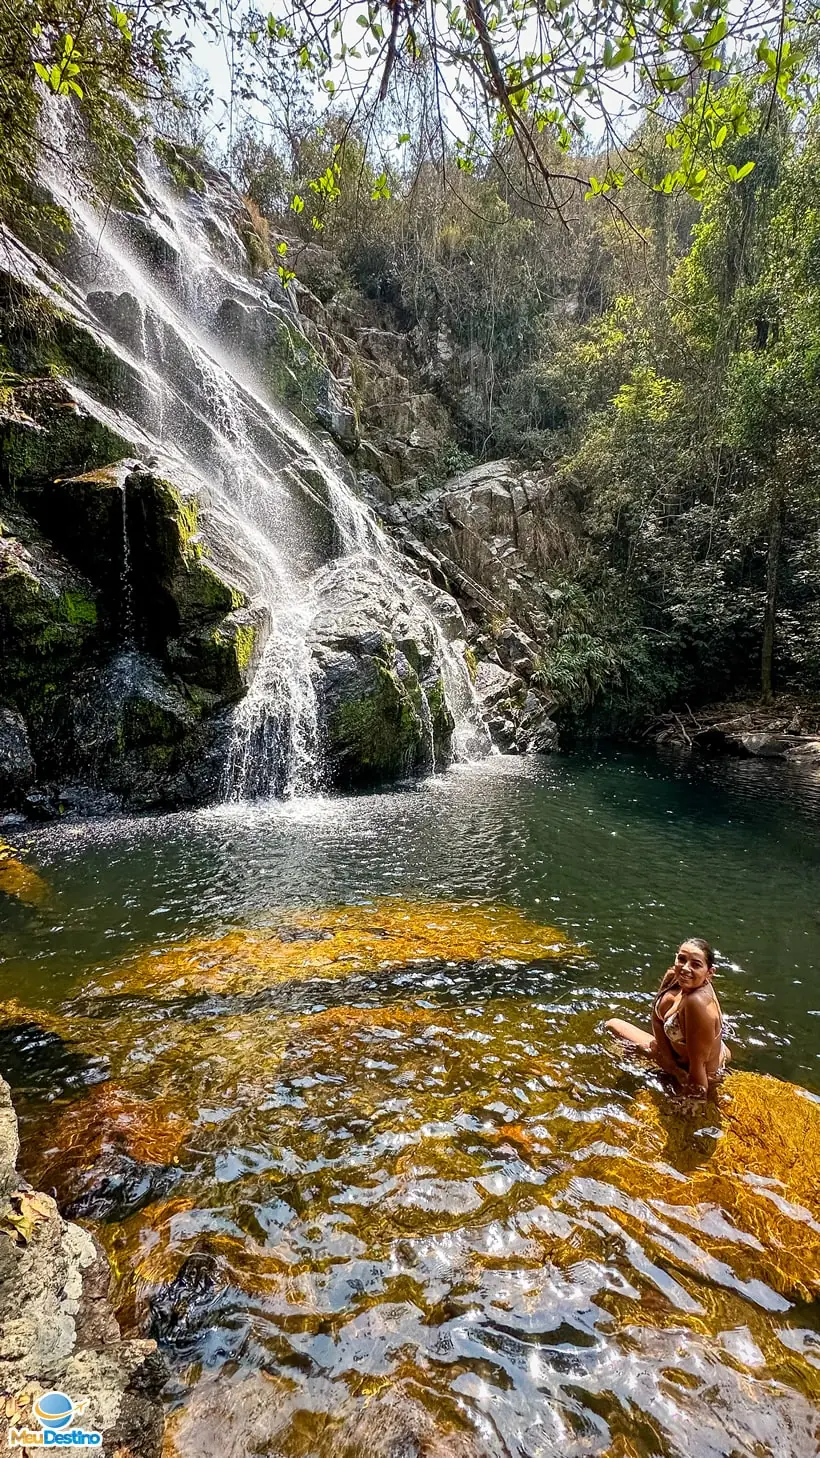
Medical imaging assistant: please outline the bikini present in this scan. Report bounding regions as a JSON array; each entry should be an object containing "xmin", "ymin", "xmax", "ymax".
[{"xmin": 655, "ymin": 982, "xmax": 725, "ymax": 1065}]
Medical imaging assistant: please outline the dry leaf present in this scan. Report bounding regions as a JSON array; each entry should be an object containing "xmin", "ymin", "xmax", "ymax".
[{"xmin": 1, "ymin": 1189, "xmax": 53, "ymax": 1247}]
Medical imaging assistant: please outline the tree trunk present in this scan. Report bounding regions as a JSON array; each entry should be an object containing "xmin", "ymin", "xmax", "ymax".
[{"xmin": 761, "ymin": 483, "xmax": 785, "ymax": 703}]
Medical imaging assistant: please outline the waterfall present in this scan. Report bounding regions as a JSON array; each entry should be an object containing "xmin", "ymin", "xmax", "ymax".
[
  {"xmin": 34, "ymin": 104, "xmax": 489, "ymax": 798},
  {"xmin": 118, "ymin": 465, "xmax": 135, "ymax": 646}
]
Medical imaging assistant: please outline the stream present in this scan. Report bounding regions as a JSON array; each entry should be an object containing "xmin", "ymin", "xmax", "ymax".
[{"xmin": 1, "ymin": 749, "xmax": 819, "ymax": 1456}]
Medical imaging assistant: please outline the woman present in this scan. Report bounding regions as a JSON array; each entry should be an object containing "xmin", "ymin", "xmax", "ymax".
[{"xmin": 606, "ymin": 938, "xmax": 728, "ymax": 1094}]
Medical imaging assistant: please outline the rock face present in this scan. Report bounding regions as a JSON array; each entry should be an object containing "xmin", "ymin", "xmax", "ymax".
[
  {"xmin": 0, "ymin": 438, "xmax": 261, "ymax": 810},
  {"xmin": 0, "ymin": 1075, "xmax": 165, "ymax": 1458},
  {"xmin": 310, "ymin": 562, "xmax": 455, "ymax": 785},
  {"xmin": 1, "ymin": 128, "xmax": 575, "ymax": 814},
  {"xmin": 0, "ymin": 708, "xmax": 35, "ymax": 802},
  {"xmin": 389, "ymin": 459, "xmax": 582, "ymax": 641}
]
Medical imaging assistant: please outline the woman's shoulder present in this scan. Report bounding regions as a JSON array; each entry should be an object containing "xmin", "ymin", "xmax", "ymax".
[{"xmin": 684, "ymin": 984, "xmax": 719, "ymax": 1020}]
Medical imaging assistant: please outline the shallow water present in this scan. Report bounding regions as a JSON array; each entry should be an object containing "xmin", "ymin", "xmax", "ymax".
[{"xmin": 1, "ymin": 750, "xmax": 819, "ymax": 1457}]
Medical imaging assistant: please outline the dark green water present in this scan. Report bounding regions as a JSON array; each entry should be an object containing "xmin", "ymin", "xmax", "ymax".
[{"xmin": 1, "ymin": 750, "xmax": 819, "ymax": 1458}]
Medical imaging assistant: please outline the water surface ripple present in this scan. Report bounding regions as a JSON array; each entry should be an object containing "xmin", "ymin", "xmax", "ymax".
[{"xmin": 1, "ymin": 751, "xmax": 819, "ymax": 1458}]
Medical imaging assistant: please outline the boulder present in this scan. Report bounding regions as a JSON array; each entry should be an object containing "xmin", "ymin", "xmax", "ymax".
[
  {"xmin": 70, "ymin": 651, "xmax": 223, "ymax": 808},
  {"xmin": 23, "ymin": 461, "xmax": 261, "ymax": 708},
  {"xmin": 474, "ymin": 661, "xmax": 557, "ymax": 753},
  {"xmin": 167, "ymin": 604, "xmax": 268, "ymax": 704},
  {"xmin": 310, "ymin": 561, "xmax": 454, "ymax": 785},
  {"xmin": 0, "ymin": 708, "xmax": 35, "ymax": 804},
  {"xmin": 0, "ymin": 1076, "xmax": 166, "ymax": 1458},
  {"xmin": 734, "ymin": 731, "xmax": 792, "ymax": 757}
]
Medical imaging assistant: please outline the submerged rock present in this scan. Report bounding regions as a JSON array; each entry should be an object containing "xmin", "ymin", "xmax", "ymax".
[
  {"xmin": 65, "ymin": 1152, "xmax": 183, "ymax": 1224},
  {"xmin": 310, "ymin": 561, "xmax": 454, "ymax": 785},
  {"xmin": 0, "ymin": 1076, "xmax": 166, "ymax": 1458},
  {"xmin": 0, "ymin": 842, "xmax": 49, "ymax": 907}
]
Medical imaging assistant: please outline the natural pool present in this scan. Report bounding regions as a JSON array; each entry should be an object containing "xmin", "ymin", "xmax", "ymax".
[{"xmin": 1, "ymin": 750, "xmax": 819, "ymax": 1457}]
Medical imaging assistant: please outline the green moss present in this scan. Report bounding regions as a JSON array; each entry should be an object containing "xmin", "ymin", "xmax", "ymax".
[
  {"xmin": 233, "ymin": 623, "xmax": 256, "ymax": 673},
  {"xmin": 329, "ymin": 658, "xmax": 426, "ymax": 778},
  {"xmin": 0, "ymin": 379, "xmax": 136, "ymax": 494},
  {"xmin": 59, "ymin": 590, "xmax": 98, "ymax": 625},
  {"xmin": 262, "ymin": 321, "xmax": 328, "ymax": 427},
  {"xmin": 464, "ymin": 645, "xmax": 478, "ymax": 682},
  {"xmin": 154, "ymin": 138, "xmax": 206, "ymax": 195}
]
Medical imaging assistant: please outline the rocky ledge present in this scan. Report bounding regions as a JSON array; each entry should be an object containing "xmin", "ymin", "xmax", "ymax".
[{"xmin": 0, "ymin": 1075, "xmax": 165, "ymax": 1457}]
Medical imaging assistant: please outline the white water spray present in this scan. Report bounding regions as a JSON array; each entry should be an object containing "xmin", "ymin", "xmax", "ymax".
[{"xmin": 34, "ymin": 104, "xmax": 489, "ymax": 797}]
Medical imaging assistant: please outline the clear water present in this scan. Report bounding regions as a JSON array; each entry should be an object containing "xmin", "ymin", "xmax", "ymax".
[{"xmin": 1, "ymin": 750, "xmax": 819, "ymax": 1456}]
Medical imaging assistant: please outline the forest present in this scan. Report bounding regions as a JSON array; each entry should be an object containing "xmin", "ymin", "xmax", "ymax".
[{"xmin": 2, "ymin": 0, "xmax": 820, "ymax": 734}]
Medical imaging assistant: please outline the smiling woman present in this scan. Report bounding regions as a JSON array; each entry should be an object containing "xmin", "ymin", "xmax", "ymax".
[{"xmin": 606, "ymin": 936, "xmax": 730, "ymax": 1092}]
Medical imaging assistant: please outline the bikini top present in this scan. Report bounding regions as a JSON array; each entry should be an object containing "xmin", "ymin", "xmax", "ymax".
[{"xmin": 655, "ymin": 982, "xmax": 723, "ymax": 1049}]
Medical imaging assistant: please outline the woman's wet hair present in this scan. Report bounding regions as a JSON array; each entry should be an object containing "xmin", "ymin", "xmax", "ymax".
[{"xmin": 681, "ymin": 936, "xmax": 714, "ymax": 968}]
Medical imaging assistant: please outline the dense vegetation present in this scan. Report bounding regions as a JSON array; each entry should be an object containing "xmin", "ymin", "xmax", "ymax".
[
  {"xmin": 2, "ymin": 0, "xmax": 819, "ymax": 732},
  {"xmin": 229, "ymin": 75, "xmax": 820, "ymax": 728}
]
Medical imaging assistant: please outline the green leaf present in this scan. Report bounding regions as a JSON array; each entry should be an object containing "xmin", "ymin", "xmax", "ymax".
[
  {"xmin": 703, "ymin": 15, "xmax": 727, "ymax": 49},
  {"xmin": 611, "ymin": 38, "xmax": 634, "ymax": 65},
  {"xmin": 734, "ymin": 159, "xmax": 756, "ymax": 181},
  {"xmin": 276, "ymin": 240, "xmax": 288, "ymax": 255},
  {"xmin": 398, "ymin": 132, "xmax": 411, "ymax": 144},
  {"xmin": 714, "ymin": 123, "xmax": 728, "ymax": 146},
  {"xmin": 34, "ymin": 61, "xmax": 50, "ymax": 84}
]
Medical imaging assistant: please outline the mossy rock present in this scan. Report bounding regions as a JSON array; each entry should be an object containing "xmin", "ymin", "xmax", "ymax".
[
  {"xmin": 311, "ymin": 562, "xmax": 455, "ymax": 786},
  {"xmin": 325, "ymin": 653, "xmax": 426, "ymax": 781},
  {"xmin": 0, "ymin": 270, "xmax": 151, "ymax": 416},
  {"xmin": 317, "ymin": 642, "xmax": 452, "ymax": 786},
  {"xmin": 124, "ymin": 468, "xmax": 245, "ymax": 640},
  {"xmin": 167, "ymin": 607, "xmax": 266, "ymax": 705},
  {"xmin": 27, "ymin": 462, "xmax": 246, "ymax": 662},
  {"xmin": 215, "ymin": 297, "xmax": 359, "ymax": 446},
  {"xmin": 0, "ymin": 378, "xmax": 137, "ymax": 497},
  {"xmin": 0, "ymin": 507, "xmax": 102, "ymax": 707}
]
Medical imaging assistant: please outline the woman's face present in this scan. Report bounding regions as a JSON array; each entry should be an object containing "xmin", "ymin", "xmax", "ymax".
[{"xmin": 674, "ymin": 942, "xmax": 712, "ymax": 989}]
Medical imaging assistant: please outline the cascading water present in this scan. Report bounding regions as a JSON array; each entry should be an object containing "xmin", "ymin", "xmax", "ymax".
[{"xmin": 32, "ymin": 101, "xmax": 490, "ymax": 798}]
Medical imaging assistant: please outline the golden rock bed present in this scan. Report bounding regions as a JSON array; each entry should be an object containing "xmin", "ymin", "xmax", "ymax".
[{"xmin": 3, "ymin": 898, "xmax": 819, "ymax": 1458}]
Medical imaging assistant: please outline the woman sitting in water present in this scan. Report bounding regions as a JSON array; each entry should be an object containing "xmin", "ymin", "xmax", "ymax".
[{"xmin": 606, "ymin": 937, "xmax": 729, "ymax": 1094}]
